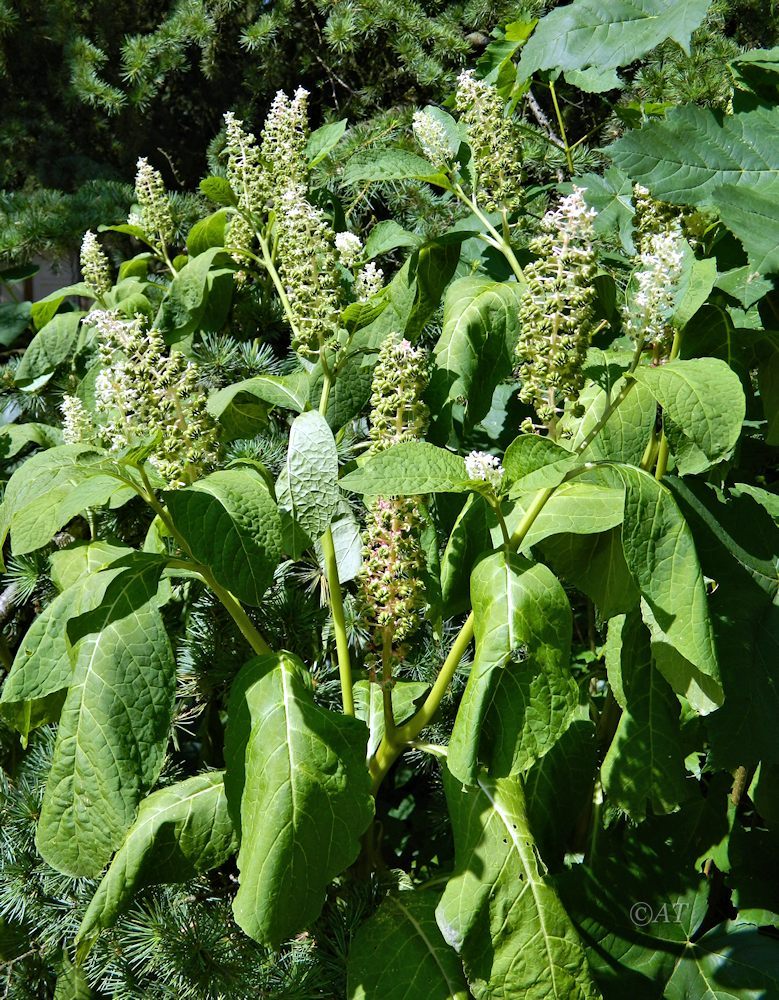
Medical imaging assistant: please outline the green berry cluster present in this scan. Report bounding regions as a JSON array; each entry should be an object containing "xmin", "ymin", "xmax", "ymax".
[
  {"xmin": 368, "ymin": 336, "xmax": 429, "ymax": 454},
  {"xmin": 275, "ymin": 183, "xmax": 342, "ymax": 358},
  {"xmin": 358, "ymin": 335, "xmax": 430, "ymax": 650},
  {"xmin": 456, "ymin": 70, "xmax": 522, "ymax": 212},
  {"xmin": 515, "ymin": 186, "xmax": 597, "ymax": 426},
  {"xmin": 92, "ymin": 311, "xmax": 219, "ymax": 487}
]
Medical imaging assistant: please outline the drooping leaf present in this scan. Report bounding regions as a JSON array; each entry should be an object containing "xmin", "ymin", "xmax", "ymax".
[
  {"xmin": 436, "ymin": 768, "xmax": 600, "ymax": 1000},
  {"xmin": 440, "ymin": 494, "xmax": 492, "ymax": 617},
  {"xmin": 348, "ymin": 890, "xmax": 470, "ymax": 1000},
  {"xmin": 340, "ymin": 442, "xmax": 468, "ymax": 495},
  {"xmin": 186, "ymin": 209, "xmax": 228, "ymax": 257},
  {"xmin": 75, "ymin": 771, "xmax": 236, "ymax": 958},
  {"xmin": 224, "ymin": 653, "xmax": 374, "ymax": 946},
  {"xmin": 630, "ymin": 358, "xmax": 745, "ymax": 474},
  {"xmin": 156, "ymin": 247, "xmax": 234, "ymax": 340},
  {"xmin": 199, "ymin": 176, "xmax": 238, "ymax": 207},
  {"xmin": 165, "ymin": 469, "xmax": 282, "ymax": 606},
  {"xmin": 36, "ymin": 559, "xmax": 175, "ymax": 876},
  {"xmin": 14, "ymin": 311, "xmax": 83, "ymax": 388},
  {"xmin": 276, "ymin": 411, "xmax": 340, "ymax": 542},
  {"xmin": 0, "ymin": 549, "xmax": 130, "ymax": 738},
  {"xmin": 590, "ymin": 465, "xmax": 721, "ymax": 714},
  {"xmin": 541, "ymin": 526, "xmax": 639, "ymax": 620},
  {"xmin": 519, "ymin": 0, "xmax": 712, "ymax": 85},
  {"xmin": 501, "ymin": 481, "xmax": 626, "ymax": 553},
  {"xmin": 601, "ymin": 611, "xmax": 687, "ymax": 820},
  {"xmin": 315, "ymin": 502, "xmax": 363, "ymax": 584},
  {"xmin": 0, "ymin": 422, "xmax": 63, "ymax": 459},
  {"xmin": 606, "ymin": 104, "xmax": 779, "ymax": 206},
  {"xmin": 428, "ymin": 277, "xmax": 522, "ymax": 434},
  {"xmin": 525, "ymin": 713, "xmax": 597, "ymax": 865},
  {"xmin": 207, "ymin": 370, "xmax": 310, "ymax": 422},
  {"xmin": 448, "ymin": 551, "xmax": 578, "ymax": 785},
  {"xmin": 0, "ymin": 444, "xmax": 124, "ymax": 562},
  {"xmin": 364, "ymin": 220, "xmax": 422, "ymax": 259},
  {"xmin": 562, "ymin": 378, "xmax": 658, "ymax": 466},
  {"xmin": 0, "ymin": 300, "xmax": 32, "ymax": 347}
]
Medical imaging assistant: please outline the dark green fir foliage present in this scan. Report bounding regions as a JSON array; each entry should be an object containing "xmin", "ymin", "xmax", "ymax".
[{"xmin": 2, "ymin": 4, "xmax": 779, "ymax": 997}]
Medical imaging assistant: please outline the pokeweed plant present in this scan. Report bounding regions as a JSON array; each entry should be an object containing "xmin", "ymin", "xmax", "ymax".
[{"xmin": 1, "ymin": 2, "xmax": 779, "ymax": 996}]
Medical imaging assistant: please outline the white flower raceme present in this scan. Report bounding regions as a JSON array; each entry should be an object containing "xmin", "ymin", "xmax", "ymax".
[
  {"xmin": 354, "ymin": 261, "xmax": 384, "ymax": 302},
  {"xmin": 223, "ymin": 112, "xmax": 268, "ymax": 261},
  {"xmin": 515, "ymin": 186, "xmax": 598, "ymax": 425},
  {"xmin": 455, "ymin": 70, "xmax": 521, "ymax": 210},
  {"xmin": 622, "ymin": 224, "xmax": 685, "ymax": 349},
  {"xmin": 335, "ymin": 231, "xmax": 363, "ymax": 268},
  {"xmin": 412, "ymin": 110, "xmax": 451, "ymax": 169},
  {"xmin": 261, "ymin": 87, "xmax": 310, "ymax": 190},
  {"xmin": 80, "ymin": 231, "xmax": 111, "ymax": 297},
  {"xmin": 60, "ymin": 395, "xmax": 93, "ymax": 444},
  {"xmin": 465, "ymin": 450, "xmax": 504, "ymax": 489},
  {"xmin": 133, "ymin": 158, "xmax": 174, "ymax": 249},
  {"xmin": 368, "ymin": 335, "xmax": 429, "ymax": 452},
  {"xmin": 275, "ymin": 183, "xmax": 341, "ymax": 357},
  {"xmin": 90, "ymin": 310, "xmax": 218, "ymax": 488}
]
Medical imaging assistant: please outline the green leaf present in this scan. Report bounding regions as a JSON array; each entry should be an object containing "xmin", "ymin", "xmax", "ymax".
[
  {"xmin": 519, "ymin": 0, "xmax": 711, "ymax": 82},
  {"xmin": 276, "ymin": 411, "xmax": 340, "ymax": 542},
  {"xmin": 562, "ymin": 378, "xmax": 658, "ymax": 466},
  {"xmin": 504, "ymin": 434, "xmax": 577, "ymax": 493},
  {"xmin": 429, "ymin": 277, "xmax": 522, "ymax": 434},
  {"xmin": 606, "ymin": 105, "xmax": 779, "ymax": 206},
  {"xmin": 165, "ymin": 469, "xmax": 282, "ymax": 606},
  {"xmin": 0, "ymin": 301, "xmax": 32, "ymax": 347},
  {"xmin": 340, "ymin": 442, "xmax": 468, "ymax": 495},
  {"xmin": 664, "ymin": 920, "xmax": 779, "ymax": 998},
  {"xmin": 0, "ymin": 548, "xmax": 131, "ymax": 738},
  {"xmin": 448, "ymin": 551, "xmax": 578, "ymax": 785},
  {"xmin": 577, "ymin": 168, "xmax": 635, "ymax": 252},
  {"xmin": 541, "ymin": 525, "xmax": 639, "ymax": 620},
  {"xmin": 601, "ymin": 611, "xmax": 687, "ymax": 820},
  {"xmin": 441, "ymin": 494, "xmax": 492, "ymax": 617},
  {"xmin": 437, "ymin": 768, "xmax": 600, "ymax": 999},
  {"xmin": 75, "ymin": 771, "xmax": 236, "ymax": 958},
  {"xmin": 714, "ymin": 178, "xmax": 779, "ymax": 276},
  {"xmin": 30, "ymin": 284, "xmax": 93, "ymax": 330},
  {"xmin": 364, "ymin": 220, "xmax": 422, "ymax": 259},
  {"xmin": 595, "ymin": 465, "xmax": 721, "ymax": 713},
  {"xmin": 14, "ymin": 311, "xmax": 83, "ymax": 388},
  {"xmin": 208, "ymin": 371, "xmax": 310, "ymax": 423},
  {"xmin": 0, "ymin": 444, "xmax": 126, "ymax": 561},
  {"xmin": 186, "ymin": 209, "xmax": 228, "ymax": 256},
  {"xmin": 199, "ymin": 175, "xmax": 238, "ymax": 207},
  {"xmin": 49, "ymin": 540, "xmax": 132, "ymax": 592},
  {"xmin": 224, "ymin": 653, "xmax": 374, "ymax": 946},
  {"xmin": 348, "ymin": 890, "xmax": 470, "ymax": 1000},
  {"xmin": 353, "ymin": 679, "xmax": 429, "ymax": 759},
  {"xmin": 343, "ymin": 149, "xmax": 446, "ymax": 186},
  {"xmin": 157, "ymin": 247, "xmax": 233, "ymax": 338},
  {"xmin": 502, "ymin": 481, "xmax": 626, "ymax": 553},
  {"xmin": 36, "ymin": 559, "xmax": 175, "ymax": 876},
  {"xmin": 315, "ymin": 503, "xmax": 363, "ymax": 584},
  {"xmin": 630, "ymin": 358, "xmax": 745, "ymax": 474},
  {"xmin": 306, "ymin": 119, "xmax": 348, "ymax": 168},
  {"xmin": 0, "ymin": 423, "xmax": 62, "ymax": 459},
  {"xmin": 525, "ymin": 713, "xmax": 597, "ymax": 864}
]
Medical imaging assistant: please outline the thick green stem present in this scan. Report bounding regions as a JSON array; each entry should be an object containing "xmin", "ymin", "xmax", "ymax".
[
  {"xmin": 135, "ymin": 467, "xmax": 272, "ymax": 658},
  {"xmin": 654, "ymin": 329, "xmax": 682, "ymax": 481},
  {"xmin": 452, "ymin": 182, "xmax": 526, "ymax": 285},
  {"xmin": 257, "ymin": 232, "xmax": 301, "ymax": 342},
  {"xmin": 318, "ymin": 369, "xmax": 354, "ymax": 716}
]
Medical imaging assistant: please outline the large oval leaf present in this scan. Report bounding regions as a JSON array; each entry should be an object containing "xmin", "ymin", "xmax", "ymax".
[
  {"xmin": 448, "ymin": 551, "xmax": 578, "ymax": 785},
  {"xmin": 436, "ymin": 768, "xmax": 600, "ymax": 1000},
  {"xmin": 276, "ymin": 410, "xmax": 340, "ymax": 542},
  {"xmin": 75, "ymin": 770, "xmax": 236, "ymax": 958},
  {"xmin": 165, "ymin": 469, "xmax": 282, "ymax": 606},
  {"xmin": 224, "ymin": 653, "xmax": 374, "ymax": 946},
  {"xmin": 348, "ymin": 890, "xmax": 470, "ymax": 1000},
  {"xmin": 36, "ymin": 558, "xmax": 175, "ymax": 876}
]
